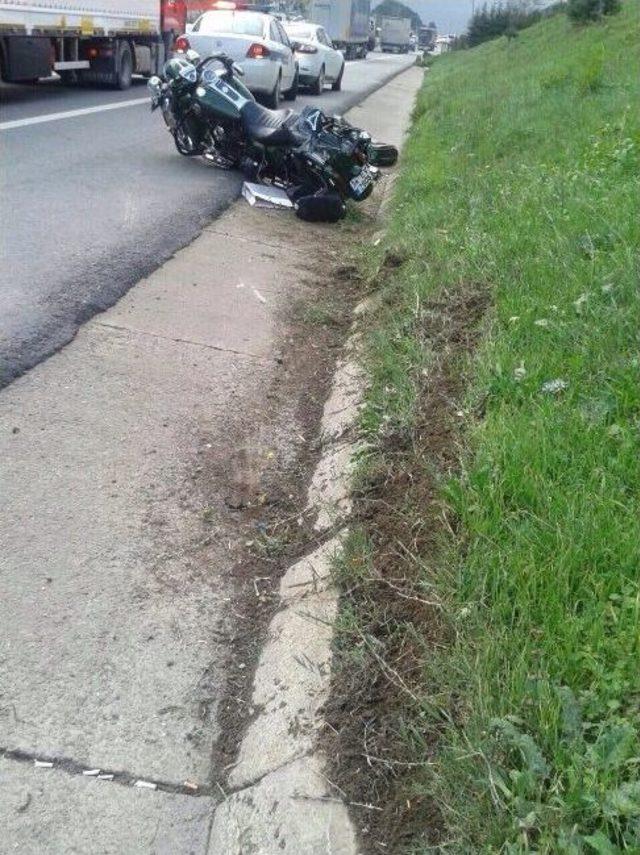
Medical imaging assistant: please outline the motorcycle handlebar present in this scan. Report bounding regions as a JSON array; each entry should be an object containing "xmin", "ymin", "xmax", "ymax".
[{"xmin": 196, "ymin": 54, "xmax": 235, "ymax": 76}]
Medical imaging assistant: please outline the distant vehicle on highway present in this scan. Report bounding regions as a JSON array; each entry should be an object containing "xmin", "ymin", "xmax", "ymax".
[
  {"xmin": 0, "ymin": 0, "xmax": 183, "ymax": 87},
  {"xmin": 175, "ymin": 7, "xmax": 298, "ymax": 108},
  {"xmin": 380, "ymin": 16, "xmax": 412, "ymax": 53},
  {"xmin": 308, "ymin": 0, "xmax": 371, "ymax": 61},
  {"xmin": 433, "ymin": 35, "xmax": 455, "ymax": 55},
  {"xmin": 418, "ymin": 25, "xmax": 437, "ymax": 51},
  {"xmin": 283, "ymin": 21, "xmax": 345, "ymax": 94}
]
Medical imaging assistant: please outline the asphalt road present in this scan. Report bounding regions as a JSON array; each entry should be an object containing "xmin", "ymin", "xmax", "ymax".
[{"xmin": 0, "ymin": 51, "xmax": 415, "ymax": 388}]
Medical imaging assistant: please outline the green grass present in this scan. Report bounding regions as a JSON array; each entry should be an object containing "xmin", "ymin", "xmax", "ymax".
[{"xmin": 349, "ymin": 3, "xmax": 640, "ymax": 851}]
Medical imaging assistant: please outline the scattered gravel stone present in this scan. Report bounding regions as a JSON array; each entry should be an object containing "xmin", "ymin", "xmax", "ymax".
[{"xmin": 541, "ymin": 379, "xmax": 568, "ymax": 395}]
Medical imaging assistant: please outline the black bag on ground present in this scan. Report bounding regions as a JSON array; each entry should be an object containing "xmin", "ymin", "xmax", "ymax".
[
  {"xmin": 294, "ymin": 191, "xmax": 346, "ymax": 223},
  {"xmin": 368, "ymin": 142, "xmax": 399, "ymax": 167}
]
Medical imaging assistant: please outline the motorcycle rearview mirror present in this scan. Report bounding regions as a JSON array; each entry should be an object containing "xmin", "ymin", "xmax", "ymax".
[
  {"xmin": 232, "ymin": 62, "xmax": 245, "ymax": 77},
  {"xmin": 289, "ymin": 41, "xmax": 301, "ymax": 52}
]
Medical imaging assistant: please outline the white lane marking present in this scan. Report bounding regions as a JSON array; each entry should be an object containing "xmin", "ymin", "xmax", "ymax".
[{"xmin": 0, "ymin": 97, "xmax": 149, "ymax": 131}]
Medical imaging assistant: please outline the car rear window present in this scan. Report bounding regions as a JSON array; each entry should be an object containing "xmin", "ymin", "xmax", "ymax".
[
  {"xmin": 286, "ymin": 26, "xmax": 315, "ymax": 40},
  {"xmin": 195, "ymin": 11, "xmax": 265, "ymax": 37}
]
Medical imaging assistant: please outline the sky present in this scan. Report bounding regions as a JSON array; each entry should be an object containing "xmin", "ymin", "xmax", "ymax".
[{"xmin": 374, "ymin": 0, "xmax": 477, "ymax": 35}]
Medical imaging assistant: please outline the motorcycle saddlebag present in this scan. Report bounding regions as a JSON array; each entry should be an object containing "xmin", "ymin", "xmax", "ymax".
[
  {"xmin": 294, "ymin": 191, "xmax": 346, "ymax": 224},
  {"xmin": 368, "ymin": 142, "xmax": 399, "ymax": 168}
]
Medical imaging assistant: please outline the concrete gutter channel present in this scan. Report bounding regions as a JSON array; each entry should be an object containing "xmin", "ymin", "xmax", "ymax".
[{"xmin": 0, "ymin": 68, "xmax": 423, "ymax": 853}]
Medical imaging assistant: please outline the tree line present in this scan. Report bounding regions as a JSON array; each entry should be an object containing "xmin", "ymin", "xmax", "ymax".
[{"xmin": 460, "ymin": 0, "xmax": 622, "ymax": 49}]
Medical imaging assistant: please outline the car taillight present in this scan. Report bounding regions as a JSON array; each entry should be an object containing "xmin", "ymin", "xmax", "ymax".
[
  {"xmin": 296, "ymin": 44, "xmax": 318, "ymax": 54},
  {"xmin": 246, "ymin": 43, "xmax": 270, "ymax": 59},
  {"xmin": 174, "ymin": 35, "xmax": 190, "ymax": 52}
]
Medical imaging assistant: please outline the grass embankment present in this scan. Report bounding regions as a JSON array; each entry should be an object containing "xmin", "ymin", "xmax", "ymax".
[{"xmin": 330, "ymin": 4, "xmax": 640, "ymax": 851}]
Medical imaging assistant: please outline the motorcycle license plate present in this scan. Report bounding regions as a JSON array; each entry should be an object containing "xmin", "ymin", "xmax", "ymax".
[{"xmin": 350, "ymin": 165, "xmax": 373, "ymax": 195}]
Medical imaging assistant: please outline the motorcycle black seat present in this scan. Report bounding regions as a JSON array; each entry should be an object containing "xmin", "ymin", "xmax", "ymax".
[{"xmin": 241, "ymin": 101, "xmax": 301, "ymax": 147}]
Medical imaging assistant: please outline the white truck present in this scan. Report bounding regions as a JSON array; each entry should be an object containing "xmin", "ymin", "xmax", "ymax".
[
  {"xmin": 0, "ymin": 0, "xmax": 186, "ymax": 88},
  {"xmin": 308, "ymin": 0, "xmax": 371, "ymax": 61},
  {"xmin": 380, "ymin": 15, "xmax": 411, "ymax": 54}
]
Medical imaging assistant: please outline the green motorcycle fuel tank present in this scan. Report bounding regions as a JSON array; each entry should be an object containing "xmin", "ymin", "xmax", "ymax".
[
  {"xmin": 196, "ymin": 70, "xmax": 254, "ymax": 121},
  {"xmin": 163, "ymin": 56, "xmax": 254, "ymax": 122}
]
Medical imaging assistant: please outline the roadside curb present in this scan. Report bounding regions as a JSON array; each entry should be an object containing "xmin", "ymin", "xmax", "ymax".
[
  {"xmin": 335, "ymin": 53, "xmax": 422, "ymax": 116},
  {"xmin": 207, "ymin": 66, "xmax": 424, "ymax": 854}
]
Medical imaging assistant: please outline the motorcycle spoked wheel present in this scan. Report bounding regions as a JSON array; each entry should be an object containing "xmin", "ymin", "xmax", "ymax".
[
  {"xmin": 173, "ymin": 123, "xmax": 205, "ymax": 157},
  {"xmin": 284, "ymin": 157, "xmax": 330, "ymax": 196}
]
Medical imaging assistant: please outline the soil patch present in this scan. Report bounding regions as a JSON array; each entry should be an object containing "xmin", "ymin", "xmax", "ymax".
[{"xmin": 323, "ymin": 282, "xmax": 489, "ymax": 852}]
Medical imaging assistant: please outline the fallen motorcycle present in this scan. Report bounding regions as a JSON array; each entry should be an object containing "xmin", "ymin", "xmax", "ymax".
[{"xmin": 147, "ymin": 51, "xmax": 398, "ymax": 222}]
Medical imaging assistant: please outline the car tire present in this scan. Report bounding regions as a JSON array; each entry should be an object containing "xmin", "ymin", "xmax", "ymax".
[
  {"xmin": 264, "ymin": 73, "xmax": 281, "ymax": 109},
  {"xmin": 311, "ymin": 65, "xmax": 325, "ymax": 96},
  {"xmin": 331, "ymin": 62, "xmax": 344, "ymax": 91},
  {"xmin": 283, "ymin": 69, "xmax": 298, "ymax": 101},
  {"xmin": 113, "ymin": 41, "xmax": 133, "ymax": 90}
]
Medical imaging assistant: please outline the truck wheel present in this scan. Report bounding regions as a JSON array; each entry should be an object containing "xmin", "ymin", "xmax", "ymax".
[
  {"xmin": 311, "ymin": 65, "xmax": 325, "ymax": 96},
  {"xmin": 331, "ymin": 63, "xmax": 344, "ymax": 92},
  {"xmin": 58, "ymin": 70, "xmax": 78, "ymax": 86},
  {"xmin": 114, "ymin": 42, "xmax": 133, "ymax": 90}
]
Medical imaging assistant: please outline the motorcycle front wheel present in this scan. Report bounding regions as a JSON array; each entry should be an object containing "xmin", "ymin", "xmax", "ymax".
[{"xmin": 173, "ymin": 125, "xmax": 205, "ymax": 157}]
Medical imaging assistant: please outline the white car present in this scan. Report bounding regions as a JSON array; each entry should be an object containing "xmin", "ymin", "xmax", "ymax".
[
  {"xmin": 283, "ymin": 21, "xmax": 345, "ymax": 95},
  {"xmin": 176, "ymin": 8, "xmax": 298, "ymax": 108}
]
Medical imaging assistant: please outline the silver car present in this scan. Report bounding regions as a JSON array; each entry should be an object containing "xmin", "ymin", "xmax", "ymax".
[
  {"xmin": 177, "ymin": 9, "xmax": 298, "ymax": 108},
  {"xmin": 283, "ymin": 21, "xmax": 345, "ymax": 95}
]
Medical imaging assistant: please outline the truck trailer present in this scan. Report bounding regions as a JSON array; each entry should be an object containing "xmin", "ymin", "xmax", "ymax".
[
  {"xmin": 380, "ymin": 15, "xmax": 411, "ymax": 53},
  {"xmin": 308, "ymin": 0, "xmax": 370, "ymax": 60},
  {"xmin": 418, "ymin": 25, "xmax": 436, "ymax": 51},
  {"xmin": 0, "ymin": 0, "xmax": 186, "ymax": 88}
]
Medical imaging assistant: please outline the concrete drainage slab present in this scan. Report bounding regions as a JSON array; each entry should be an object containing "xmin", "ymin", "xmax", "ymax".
[
  {"xmin": 207, "ymin": 66, "xmax": 425, "ymax": 855},
  {"xmin": 210, "ymin": 252, "xmax": 370, "ymax": 850},
  {"xmin": 210, "ymin": 755, "xmax": 357, "ymax": 855},
  {"xmin": 210, "ymin": 306, "xmax": 368, "ymax": 852}
]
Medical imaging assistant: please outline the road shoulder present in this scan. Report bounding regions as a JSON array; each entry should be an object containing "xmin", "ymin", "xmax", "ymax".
[{"xmin": 0, "ymin": 66, "xmax": 423, "ymax": 853}]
